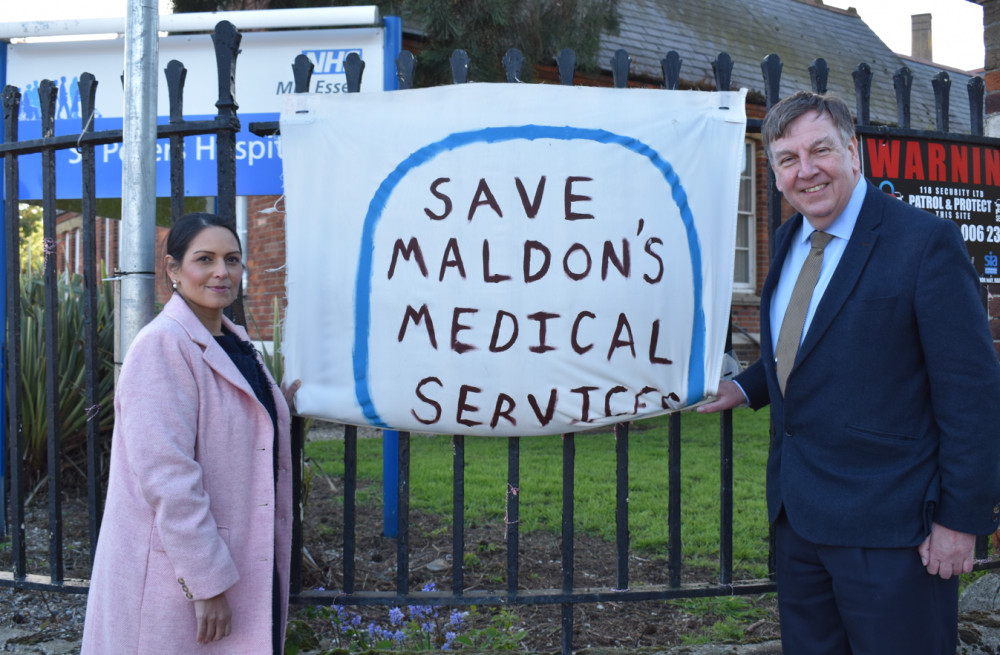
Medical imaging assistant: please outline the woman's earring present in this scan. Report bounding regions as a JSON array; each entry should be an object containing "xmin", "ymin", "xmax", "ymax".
[{"xmin": 171, "ymin": 279, "xmax": 177, "ymax": 290}]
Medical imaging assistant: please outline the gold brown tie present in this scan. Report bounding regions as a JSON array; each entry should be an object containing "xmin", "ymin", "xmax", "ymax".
[{"xmin": 775, "ymin": 230, "xmax": 834, "ymax": 396}]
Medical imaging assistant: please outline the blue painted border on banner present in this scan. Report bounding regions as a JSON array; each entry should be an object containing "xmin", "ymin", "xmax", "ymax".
[{"xmin": 352, "ymin": 124, "xmax": 705, "ymax": 428}]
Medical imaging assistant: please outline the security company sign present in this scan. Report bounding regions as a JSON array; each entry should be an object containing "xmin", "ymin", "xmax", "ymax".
[
  {"xmin": 280, "ymin": 84, "xmax": 747, "ymax": 436},
  {"xmin": 863, "ymin": 135, "xmax": 1000, "ymax": 283}
]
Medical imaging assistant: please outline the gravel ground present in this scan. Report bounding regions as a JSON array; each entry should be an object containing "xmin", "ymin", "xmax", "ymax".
[{"xmin": 0, "ymin": 587, "xmax": 87, "ymax": 654}]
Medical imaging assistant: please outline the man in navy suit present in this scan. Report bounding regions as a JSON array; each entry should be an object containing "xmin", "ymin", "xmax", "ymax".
[{"xmin": 700, "ymin": 91, "xmax": 1000, "ymax": 654}]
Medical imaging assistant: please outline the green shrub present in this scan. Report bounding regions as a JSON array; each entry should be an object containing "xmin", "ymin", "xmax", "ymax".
[{"xmin": 17, "ymin": 268, "xmax": 115, "ymax": 476}]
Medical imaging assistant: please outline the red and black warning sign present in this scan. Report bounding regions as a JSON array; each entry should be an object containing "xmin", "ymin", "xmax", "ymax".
[{"xmin": 862, "ymin": 135, "xmax": 1000, "ymax": 283}]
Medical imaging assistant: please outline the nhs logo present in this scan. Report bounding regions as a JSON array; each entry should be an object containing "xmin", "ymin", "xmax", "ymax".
[{"xmin": 303, "ymin": 49, "xmax": 362, "ymax": 75}]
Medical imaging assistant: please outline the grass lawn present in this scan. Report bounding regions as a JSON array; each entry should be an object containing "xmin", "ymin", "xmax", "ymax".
[{"xmin": 305, "ymin": 407, "xmax": 773, "ymax": 580}]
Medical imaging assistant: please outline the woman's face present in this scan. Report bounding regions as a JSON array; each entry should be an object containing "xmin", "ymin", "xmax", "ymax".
[{"xmin": 166, "ymin": 226, "xmax": 242, "ymax": 333}]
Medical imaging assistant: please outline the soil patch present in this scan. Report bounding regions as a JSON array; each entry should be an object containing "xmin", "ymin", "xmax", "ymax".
[{"xmin": 292, "ymin": 462, "xmax": 780, "ymax": 652}]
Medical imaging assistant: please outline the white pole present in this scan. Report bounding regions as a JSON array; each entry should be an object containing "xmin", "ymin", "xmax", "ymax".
[{"xmin": 117, "ymin": 0, "xmax": 158, "ymax": 372}]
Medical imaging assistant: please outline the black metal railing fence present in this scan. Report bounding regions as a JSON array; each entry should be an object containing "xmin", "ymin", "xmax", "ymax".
[
  {"xmin": 0, "ymin": 19, "xmax": 997, "ymax": 655},
  {"xmin": 0, "ymin": 21, "xmax": 242, "ymax": 591}
]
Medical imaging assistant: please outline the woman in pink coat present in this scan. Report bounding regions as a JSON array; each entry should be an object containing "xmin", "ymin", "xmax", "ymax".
[{"xmin": 83, "ymin": 213, "xmax": 299, "ymax": 654}]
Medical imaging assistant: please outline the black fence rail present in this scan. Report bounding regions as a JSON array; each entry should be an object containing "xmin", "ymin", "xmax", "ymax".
[{"xmin": 0, "ymin": 19, "xmax": 998, "ymax": 655}]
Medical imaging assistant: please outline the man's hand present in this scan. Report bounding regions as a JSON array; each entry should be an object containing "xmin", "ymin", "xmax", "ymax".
[
  {"xmin": 195, "ymin": 593, "xmax": 232, "ymax": 643},
  {"xmin": 918, "ymin": 522, "xmax": 975, "ymax": 579},
  {"xmin": 696, "ymin": 380, "xmax": 747, "ymax": 414}
]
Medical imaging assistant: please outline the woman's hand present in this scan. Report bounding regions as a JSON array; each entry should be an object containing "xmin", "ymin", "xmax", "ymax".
[
  {"xmin": 194, "ymin": 593, "xmax": 232, "ymax": 643},
  {"xmin": 281, "ymin": 379, "xmax": 302, "ymax": 412}
]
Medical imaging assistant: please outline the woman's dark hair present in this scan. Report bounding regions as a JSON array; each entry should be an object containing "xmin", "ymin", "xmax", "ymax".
[{"xmin": 164, "ymin": 213, "xmax": 242, "ymax": 286}]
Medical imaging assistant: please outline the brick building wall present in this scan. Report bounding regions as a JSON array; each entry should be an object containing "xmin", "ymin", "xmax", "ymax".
[
  {"xmin": 243, "ymin": 195, "xmax": 291, "ymax": 339},
  {"xmin": 55, "ymin": 212, "xmax": 121, "ymax": 280},
  {"xmin": 55, "ymin": 212, "xmax": 172, "ymax": 306},
  {"xmin": 730, "ymin": 103, "xmax": 774, "ymax": 365},
  {"xmin": 54, "ymin": 204, "xmax": 289, "ymax": 341}
]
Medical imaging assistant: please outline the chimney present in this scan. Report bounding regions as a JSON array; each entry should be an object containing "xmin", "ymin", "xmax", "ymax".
[{"xmin": 912, "ymin": 13, "xmax": 933, "ymax": 62}]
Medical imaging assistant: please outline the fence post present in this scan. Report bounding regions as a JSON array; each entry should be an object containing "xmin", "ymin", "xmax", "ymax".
[
  {"xmin": 562, "ymin": 432, "xmax": 576, "ymax": 655},
  {"xmin": 557, "ymin": 49, "xmax": 576, "ymax": 86},
  {"xmin": 2, "ymin": 85, "xmax": 25, "ymax": 577},
  {"xmin": 397, "ymin": 51, "xmax": 416, "ymax": 90},
  {"xmin": 39, "ymin": 78, "xmax": 64, "ymax": 584},
  {"xmin": 853, "ymin": 63, "xmax": 872, "ymax": 127},
  {"xmin": 451, "ymin": 50, "xmax": 470, "ymax": 84},
  {"xmin": 668, "ymin": 413, "xmax": 682, "ymax": 587},
  {"xmin": 713, "ymin": 52, "xmax": 733, "ymax": 91},
  {"xmin": 661, "ymin": 52, "xmax": 681, "ymax": 90},
  {"xmin": 79, "ymin": 71, "xmax": 104, "ymax": 557},
  {"xmin": 345, "ymin": 52, "xmax": 365, "ymax": 92},
  {"xmin": 893, "ymin": 66, "xmax": 913, "ymax": 129},
  {"xmin": 610, "ymin": 49, "xmax": 631, "ymax": 88},
  {"xmin": 969, "ymin": 76, "xmax": 985, "ymax": 137},
  {"xmin": 506, "ymin": 437, "xmax": 520, "ymax": 596},
  {"xmin": 165, "ymin": 60, "xmax": 187, "ymax": 225},
  {"xmin": 383, "ymin": 430, "xmax": 399, "ymax": 538},
  {"xmin": 503, "ymin": 48, "xmax": 524, "ymax": 83},
  {"xmin": 809, "ymin": 58, "xmax": 828, "ymax": 94},
  {"xmin": 760, "ymin": 53, "xmax": 783, "ymax": 581},
  {"xmin": 211, "ymin": 21, "xmax": 245, "ymax": 326},
  {"xmin": 760, "ymin": 53, "xmax": 782, "ymax": 259},
  {"xmin": 932, "ymin": 71, "xmax": 951, "ymax": 133}
]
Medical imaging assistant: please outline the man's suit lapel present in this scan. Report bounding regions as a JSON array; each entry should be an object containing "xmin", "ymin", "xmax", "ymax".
[{"xmin": 793, "ymin": 184, "xmax": 883, "ymax": 368}]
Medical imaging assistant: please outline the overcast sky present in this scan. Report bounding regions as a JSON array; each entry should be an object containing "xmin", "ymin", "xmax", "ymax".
[{"xmin": 1, "ymin": 0, "xmax": 987, "ymax": 72}]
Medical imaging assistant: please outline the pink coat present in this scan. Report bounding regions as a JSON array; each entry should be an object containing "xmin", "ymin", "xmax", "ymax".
[{"xmin": 82, "ymin": 295, "xmax": 293, "ymax": 654}]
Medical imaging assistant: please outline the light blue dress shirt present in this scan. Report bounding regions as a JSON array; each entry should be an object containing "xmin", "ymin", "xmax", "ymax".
[
  {"xmin": 729, "ymin": 176, "xmax": 867, "ymax": 405},
  {"xmin": 768, "ymin": 176, "xmax": 868, "ymax": 354}
]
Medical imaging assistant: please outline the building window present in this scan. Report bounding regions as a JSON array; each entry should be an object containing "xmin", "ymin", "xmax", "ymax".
[{"xmin": 733, "ymin": 141, "xmax": 755, "ymax": 290}]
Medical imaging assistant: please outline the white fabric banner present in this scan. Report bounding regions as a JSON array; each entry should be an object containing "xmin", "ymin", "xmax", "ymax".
[{"xmin": 280, "ymin": 83, "xmax": 746, "ymax": 436}]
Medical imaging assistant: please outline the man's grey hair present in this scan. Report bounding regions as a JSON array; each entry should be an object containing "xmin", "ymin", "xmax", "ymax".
[{"xmin": 761, "ymin": 91, "xmax": 856, "ymax": 161}]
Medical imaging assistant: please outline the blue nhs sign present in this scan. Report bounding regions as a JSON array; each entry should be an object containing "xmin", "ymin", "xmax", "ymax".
[{"xmin": 302, "ymin": 48, "xmax": 361, "ymax": 75}]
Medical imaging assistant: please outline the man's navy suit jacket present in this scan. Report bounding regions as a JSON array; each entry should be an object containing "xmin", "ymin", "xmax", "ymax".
[{"xmin": 735, "ymin": 181, "xmax": 1000, "ymax": 548}]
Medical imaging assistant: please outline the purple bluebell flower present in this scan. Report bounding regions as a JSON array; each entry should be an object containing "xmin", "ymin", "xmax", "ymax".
[
  {"xmin": 389, "ymin": 606, "xmax": 404, "ymax": 625},
  {"xmin": 449, "ymin": 610, "xmax": 465, "ymax": 627}
]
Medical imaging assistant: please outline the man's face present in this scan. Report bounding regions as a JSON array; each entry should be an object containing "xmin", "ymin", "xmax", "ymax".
[{"xmin": 769, "ymin": 110, "xmax": 861, "ymax": 231}]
